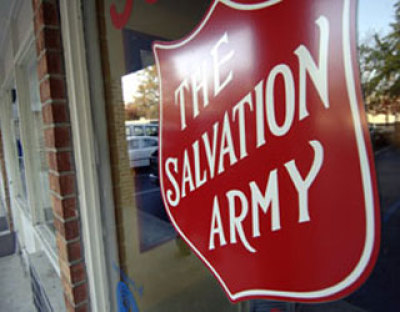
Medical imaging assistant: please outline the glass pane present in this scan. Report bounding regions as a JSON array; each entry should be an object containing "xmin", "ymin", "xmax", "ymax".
[
  {"xmin": 129, "ymin": 139, "xmax": 140, "ymax": 150},
  {"xmin": 12, "ymin": 90, "xmax": 27, "ymax": 201},
  {"xmin": 133, "ymin": 125, "xmax": 145, "ymax": 136},
  {"xmin": 27, "ymin": 60, "xmax": 53, "ymax": 232},
  {"xmin": 102, "ymin": 0, "xmax": 400, "ymax": 311},
  {"xmin": 144, "ymin": 125, "xmax": 158, "ymax": 136},
  {"xmin": 142, "ymin": 138, "xmax": 157, "ymax": 148}
]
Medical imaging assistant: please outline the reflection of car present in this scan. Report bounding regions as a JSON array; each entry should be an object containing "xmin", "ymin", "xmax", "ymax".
[
  {"xmin": 149, "ymin": 148, "xmax": 159, "ymax": 184},
  {"xmin": 369, "ymin": 124, "xmax": 390, "ymax": 150},
  {"xmin": 125, "ymin": 122, "xmax": 158, "ymax": 137},
  {"xmin": 128, "ymin": 136, "xmax": 158, "ymax": 168}
]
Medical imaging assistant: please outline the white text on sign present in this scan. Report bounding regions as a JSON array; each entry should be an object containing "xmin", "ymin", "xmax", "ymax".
[{"xmin": 165, "ymin": 15, "xmax": 330, "ymax": 253}]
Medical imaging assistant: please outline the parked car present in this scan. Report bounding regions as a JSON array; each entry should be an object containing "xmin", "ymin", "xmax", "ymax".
[
  {"xmin": 125, "ymin": 122, "xmax": 158, "ymax": 138},
  {"xmin": 369, "ymin": 124, "xmax": 390, "ymax": 150},
  {"xmin": 149, "ymin": 148, "xmax": 159, "ymax": 185},
  {"xmin": 127, "ymin": 136, "xmax": 158, "ymax": 168}
]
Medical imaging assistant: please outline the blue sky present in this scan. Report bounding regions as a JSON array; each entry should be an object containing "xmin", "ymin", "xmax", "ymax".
[{"xmin": 358, "ymin": 0, "xmax": 396, "ymax": 42}]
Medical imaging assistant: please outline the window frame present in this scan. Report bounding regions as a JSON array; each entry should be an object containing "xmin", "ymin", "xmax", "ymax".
[{"xmin": 12, "ymin": 26, "xmax": 59, "ymax": 271}]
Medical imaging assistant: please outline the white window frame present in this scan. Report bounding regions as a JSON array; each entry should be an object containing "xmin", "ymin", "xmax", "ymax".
[{"xmin": 60, "ymin": 0, "xmax": 115, "ymax": 311}]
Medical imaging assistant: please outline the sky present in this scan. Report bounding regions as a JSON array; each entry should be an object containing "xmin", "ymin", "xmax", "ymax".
[
  {"xmin": 122, "ymin": 68, "xmax": 147, "ymax": 104},
  {"xmin": 357, "ymin": 0, "xmax": 396, "ymax": 43}
]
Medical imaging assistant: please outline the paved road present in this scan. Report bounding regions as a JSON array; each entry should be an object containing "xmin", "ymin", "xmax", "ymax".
[
  {"xmin": 133, "ymin": 167, "xmax": 176, "ymax": 251},
  {"xmin": 133, "ymin": 167, "xmax": 169, "ymax": 222}
]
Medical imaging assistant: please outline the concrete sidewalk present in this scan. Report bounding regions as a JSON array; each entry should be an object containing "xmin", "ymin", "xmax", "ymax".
[{"xmin": 0, "ymin": 253, "xmax": 35, "ymax": 311}]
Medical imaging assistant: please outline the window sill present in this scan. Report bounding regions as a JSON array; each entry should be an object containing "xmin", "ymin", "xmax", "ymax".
[{"xmin": 35, "ymin": 224, "xmax": 59, "ymax": 276}]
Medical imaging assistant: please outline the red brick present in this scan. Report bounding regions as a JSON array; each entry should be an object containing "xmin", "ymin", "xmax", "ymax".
[
  {"xmin": 44, "ymin": 126, "xmax": 71, "ymax": 149},
  {"xmin": 33, "ymin": 3, "xmax": 58, "ymax": 37},
  {"xmin": 33, "ymin": 9, "xmax": 43, "ymax": 36},
  {"xmin": 47, "ymin": 151, "xmax": 73, "ymax": 172},
  {"xmin": 72, "ymin": 283, "xmax": 87, "ymax": 304},
  {"xmin": 70, "ymin": 262, "xmax": 86, "ymax": 284},
  {"xmin": 64, "ymin": 298, "xmax": 88, "ymax": 312},
  {"xmin": 54, "ymin": 218, "xmax": 80, "ymax": 241},
  {"xmin": 42, "ymin": 102, "xmax": 69, "ymax": 124},
  {"xmin": 35, "ymin": 1, "xmax": 59, "ymax": 28},
  {"xmin": 62, "ymin": 278, "xmax": 74, "ymax": 304},
  {"xmin": 32, "ymin": 0, "xmax": 56, "ymax": 11},
  {"xmin": 49, "ymin": 172, "xmax": 76, "ymax": 196},
  {"xmin": 52, "ymin": 195, "xmax": 77, "ymax": 219},
  {"xmin": 56, "ymin": 235, "xmax": 66, "ymax": 261},
  {"xmin": 37, "ymin": 51, "xmax": 63, "ymax": 81},
  {"xmin": 40, "ymin": 77, "xmax": 66, "ymax": 102},
  {"xmin": 61, "ymin": 261, "xmax": 86, "ymax": 284},
  {"xmin": 63, "ymin": 278, "xmax": 87, "ymax": 305},
  {"xmin": 49, "ymin": 173, "xmax": 58, "ymax": 192},
  {"xmin": 64, "ymin": 219, "xmax": 80, "ymax": 240},
  {"xmin": 68, "ymin": 241, "xmax": 83, "ymax": 262},
  {"xmin": 32, "ymin": 0, "xmax": 41, "ymax": 12},
  {"xmin": 35, "ymin": 27, "xmax": 62, "ymax": 55},
  {"xmin": 56, "ymin": 232, "xmax": 82, "ymax": 262},
  {"xmin": 60, "ymin": 174, "xmax": 76, "ymax": 195}
]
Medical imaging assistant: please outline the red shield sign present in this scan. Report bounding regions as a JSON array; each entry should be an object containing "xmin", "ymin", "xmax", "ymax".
[{"xmin": 153, "ymin": 0, "xmax": 380, "ymax": 302}]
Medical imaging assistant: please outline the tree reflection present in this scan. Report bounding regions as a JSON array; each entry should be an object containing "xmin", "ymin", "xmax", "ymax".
[
  {"xmin": 125, "ymin": 65, "xmax": 159, "ymax": 121},
  {"xmin": 359, "ymin": 1, "xmax": 400, "ymax": 124}
]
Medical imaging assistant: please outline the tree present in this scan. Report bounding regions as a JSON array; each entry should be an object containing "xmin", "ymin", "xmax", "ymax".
[
  {"xmin": 359, "ymin": 1, "xmax": 400, "ymax": 120},
  {"xmin": 125, "ymin": 102, "xmax": 141, "ymax": 120},
  {"xmin": 125, "ymin": 65, "xmax": 159, "ymax": 121}
]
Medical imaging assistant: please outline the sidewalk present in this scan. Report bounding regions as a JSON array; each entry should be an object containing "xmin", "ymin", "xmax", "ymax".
[{"xmin": 0, "ymin": 253, "xmax": 35, "ymax": 311}]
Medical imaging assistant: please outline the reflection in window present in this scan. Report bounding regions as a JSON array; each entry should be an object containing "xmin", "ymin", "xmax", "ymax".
[
  {"xmin": 12, "ymin": 90, "xmax": 28, "ymax": 202},
  {"xmin": 143, "ymin": 138, "xmax": 157, "ymax": 148},
  {"xmin": 27, "ymin": 60, "xmax": 53, "ymax": 232},
  {"xmin": 129, "ymin": 138, "xmax": 140, "ymax": 150},
  {"xmin": 145, "ymin": 125, "xmax": 158, "ymax": 136},
  {"xmin": 123, "ymin": 65, "xmax": 159, "ymax": 121},
  {"xmin": 133, "ymin": 125, "xmax": 144, "ymax": 136},
  {"xmin": 358, "ymin": 0, "xmax": 400, "ymax": 150},
  {"xmin": 122, "ymin": 31, "xmax": 176, "ymax": 252}
]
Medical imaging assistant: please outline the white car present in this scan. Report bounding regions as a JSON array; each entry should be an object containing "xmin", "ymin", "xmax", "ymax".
[{"xmin": 127, "ymin": 136, "xmax": 158, "ymax": 168}]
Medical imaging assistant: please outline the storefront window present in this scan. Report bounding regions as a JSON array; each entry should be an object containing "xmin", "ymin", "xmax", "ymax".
[{"xmin": 99, "ymin": 0, "xmax": 399, "ymax": 311}]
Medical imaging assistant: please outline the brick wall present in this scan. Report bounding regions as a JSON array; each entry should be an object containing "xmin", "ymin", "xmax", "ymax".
[
  {"xmin": 31, "ymin": 0, "xmax": 89, "ymax": 311},
  {"xmin": 0, "ymin": 130, "xmax": 13, "ymax": 231}
]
